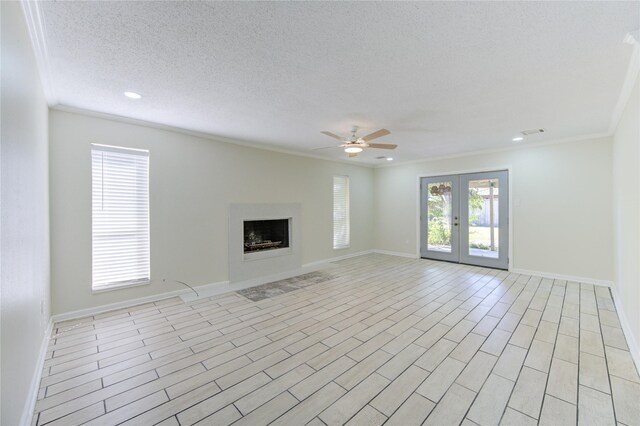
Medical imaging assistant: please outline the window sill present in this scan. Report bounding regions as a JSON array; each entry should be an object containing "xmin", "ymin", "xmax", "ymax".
[
  {"xmin": 333, "ymin": 246, "xmax": 351, "ymax": 250},
  {"xmin": 92, "ymin": 279, "xmax": 151, "ymax": 294}
]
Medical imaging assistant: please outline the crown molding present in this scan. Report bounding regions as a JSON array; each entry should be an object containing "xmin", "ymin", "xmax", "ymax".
[
  {"xmin": 374, "ymin": 131, "xmax": 611, "ymax": 169},
  {"xmin": 53, "ymin": 105, "xmax": 612, "ymax": 172},
  {"xmin": 51, "ymin": 105, "xmax": 376, "ymax": 169},
  {"xmin": 20, "ymin": 0, "xmax": 57, "ymax": 105},
  {"xmin": 20, "ymin": 5, "xmax": 636, "ymax": 167},
  {"xmin": 608, "ymin": 30, "xmax": 640, "ymax": 135}
]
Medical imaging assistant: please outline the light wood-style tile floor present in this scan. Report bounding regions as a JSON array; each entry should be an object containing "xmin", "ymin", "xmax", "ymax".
[{"xmin": 35, "ymin": 254, "xmax": 640, "ymax": 425}]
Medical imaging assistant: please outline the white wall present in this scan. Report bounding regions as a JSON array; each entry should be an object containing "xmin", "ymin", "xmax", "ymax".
[
  {"xmin": 1, "ymin": 2, "xmax": 51, "ymax": 425},
  {"xmin": 374, "ymin": 137, "xmax": 614, "ymax": 283},
  {"xmin": 49, "ymin": 109, "xmax": 374, "ymax": 315},
  {"xmin": 612, "ymin": 73, "xmax": 640, "ymax": 361}
]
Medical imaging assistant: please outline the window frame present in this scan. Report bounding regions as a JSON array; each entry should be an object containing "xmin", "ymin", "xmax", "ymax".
[
  {"xmin": 333, "ymin": 175, "xmax": 350, "ymax": 250},
  {"xmin": 91, "ymin": 144, "xmax": 150, "ymax": 292}
]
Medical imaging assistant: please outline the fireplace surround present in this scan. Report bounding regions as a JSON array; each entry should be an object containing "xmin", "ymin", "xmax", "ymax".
[{"xmin": 229, "ymin": 203, "xmax": 301, "ymax": 282}]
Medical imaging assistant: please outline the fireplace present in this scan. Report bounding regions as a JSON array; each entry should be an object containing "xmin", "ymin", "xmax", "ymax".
[
  {"xmin": 244, "ymin": 219, "xmax": 290, "ymax": 254},
  {"xmin": 229, "ymin": 203, "xmax": 301, "ymax": 282}
]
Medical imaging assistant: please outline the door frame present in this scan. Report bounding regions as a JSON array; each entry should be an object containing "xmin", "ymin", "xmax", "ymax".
[
  {"xmin": 415, "ymin": 166, "xmax": 514, "ymax": 270},
  {"xmin": 419, "ymin": 175, "xmax": 461, "ymax": 262}
]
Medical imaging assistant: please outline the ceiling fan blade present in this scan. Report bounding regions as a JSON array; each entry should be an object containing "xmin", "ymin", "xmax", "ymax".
[
  {"xmin": 361, "ymin": 128, "xmax": 390, "ymax": 142},
  {"xmin": 348, "ymin": 152, "xmax": 359, "ymax": 158},
  {"xmin": 367, "ymin": 143, "xmax": 397, "ymax": 150},
  {"xmin": 311, "ymin": 145, "xmax": 341, "ymax": 151},
  {"xmin": 321, "ymin": 131, "xmax": 344, "ymax": 141}
]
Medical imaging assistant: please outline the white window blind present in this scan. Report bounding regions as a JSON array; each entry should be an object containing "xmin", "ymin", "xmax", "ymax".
[
  {"xmin": 333, "ymin": 175, "xmax": 350, "ymax": 249},
  {"xmin": 92, "ymin": 144, "xmax": 150, "ymax": 290}
]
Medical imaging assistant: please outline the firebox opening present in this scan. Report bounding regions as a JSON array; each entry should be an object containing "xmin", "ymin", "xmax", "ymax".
[{"xmin": 244, "ymin": 219, "xmax": 290, "ymax": 254}]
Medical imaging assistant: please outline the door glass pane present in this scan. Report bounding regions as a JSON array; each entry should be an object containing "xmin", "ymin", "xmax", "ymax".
[
  {"xmin": 427, "ymin": 181, "xmax": 453, "ymax": 252},
  {"xmin": 468, "ymin": 179, "xmax": 499, "ymax": 258}
]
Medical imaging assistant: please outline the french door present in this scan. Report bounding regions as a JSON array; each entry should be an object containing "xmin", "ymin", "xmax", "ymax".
[{"xmin": 420, "ymin": 170, "xmax": 509, "ymax": 269}]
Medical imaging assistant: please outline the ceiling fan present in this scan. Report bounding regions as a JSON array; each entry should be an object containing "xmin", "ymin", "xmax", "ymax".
[{"xmin": 313, "ymin": 126, "xmax": 397, "ymax": 157}]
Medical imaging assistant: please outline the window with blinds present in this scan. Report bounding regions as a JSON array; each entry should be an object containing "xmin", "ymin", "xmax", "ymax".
[
  {"xmin": 92, "ymin": 144, "xmax": 150, "ymax": 291},
  {"xmin": 333, "ymin": 175, "xmax": 350, "ymax": 249}
]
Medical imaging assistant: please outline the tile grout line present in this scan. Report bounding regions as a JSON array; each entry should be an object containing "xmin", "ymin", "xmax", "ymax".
[
  {"xmin": 323, "ymin": 268, "xmax": 515, "ymax": 421},
  {"xmin": 459, "ymin": 274, "xmax": 542, "ymax": 425},
  {"xmin": 530, "ymin": 278, "xmax": 567, "ymax": 423},
  {"xmin": 378, "ymin": 269, "xmax": 524, "ymax": 422},
  {"xmin": 281, "ymin": 265, "xmax": 506, "ymax": 425},
  {"xmin": 32, "ymin": 255, "xmax": 638, "ymax": 426},
  {"xmin": 574, "ymin": 283, "xmax": 584, "ymax": 425},
  {"xmin": 597, "ymin": 286, "xmax": 618, "ymax": 424},
  {"xmin": 496, "ymin": 276, "xmax": 558, "ymax": 424}
]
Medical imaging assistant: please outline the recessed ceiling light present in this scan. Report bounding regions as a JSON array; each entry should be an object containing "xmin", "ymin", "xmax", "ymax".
[
  {"xmin": 521, "ymin": 128, "xmax": 545, "ymax": 135},
  {"xmin": 512, "ymin": 137, "xmax": 524, "ymax": 142},
  {"xmin": 124, "ymin": 91, "xmax": 142, "ymax": 99},
  {"xmin": 386, "ymin": 157, "xmax": 394, "ymax": 161}
]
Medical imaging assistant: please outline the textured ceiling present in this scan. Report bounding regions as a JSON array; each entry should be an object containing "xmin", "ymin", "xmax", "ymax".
[{"xmin": 37, "ymin": 1, "xmax": 639, "ymax": 164}]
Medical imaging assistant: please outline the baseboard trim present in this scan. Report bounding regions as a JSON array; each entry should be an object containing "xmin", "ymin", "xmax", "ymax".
[
  {"xmin": 302, "ymin": 250, "xmax": 375, "ymax": 268},
  {"xmin": 35, "ymin": 251, "xmax": 635, "ymax": 422},
  {"xmin": 509, "ymin": 268, "xmax": 614, "ymax": 287},
  {"xmin": 21, "ymin": 317, "xmax": 54, "ymax": 426},
  {"xmin": 183, "ymin": 253, "xmax": 379, "ymax": 302},
  {"xmin": 190, "ymin": 250, "xmax": 414, "ymax": 301},
  {"xmin": 51, "ymin": 250, "xmax": 379, "ymax": 321},
  {"xmin": 51, "ymin": 288, "xmax": 191, "ymax": 323},
  {"xmin": 182, "ymin": 262, "xmax": 340, "ymax": 302},
  {"xmin": 372, "ymin": 249, "xmax": 419, "ymax": 259},
  {"xmin": 53, "ymin": 261, "xmax": 613, "ymax": 322},
  {"xmin": 611, "ymin": 286, "xmax": 640, "ymax": 373},
  {"xmin": 177, "ymin": 280, "xmax": 230, "ymax": 302}
]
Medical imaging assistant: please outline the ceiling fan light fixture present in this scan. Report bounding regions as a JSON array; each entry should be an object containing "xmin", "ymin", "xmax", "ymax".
[{"xmin": 317, "ymin": 127, "xmax": 394, "ymax": 156}]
